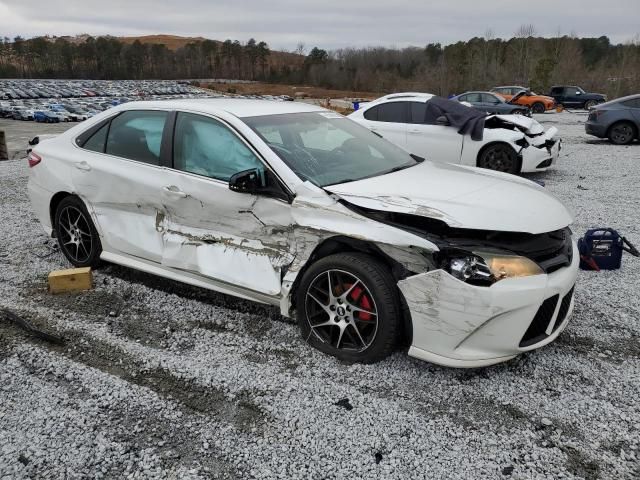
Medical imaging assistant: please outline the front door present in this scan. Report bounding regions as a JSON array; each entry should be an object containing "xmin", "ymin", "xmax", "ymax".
[
  {"xmin": 159, "ymin": 111, "xmax": 294, "ymax": 297},
  {"xmin": 405, "ymin": 101, "xmax": 463, "ymax": 164}
]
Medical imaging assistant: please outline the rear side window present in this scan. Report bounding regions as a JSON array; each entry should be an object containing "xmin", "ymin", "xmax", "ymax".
[
  {"xmin": 465, "ymin": 93, "xmax": 482, "ymax": 103},
  {"xmin": 106, "ymin": 110, "xmax": 168, "ymax": 165},
  {"xmin": 173, "ymin": 112, "xmax": 264, "ymax": 181},
  {"xmin": 82, "ymin": 123, "xmax": 109, "ymax": 153},
  {"xmin": 364, "ymin": 102, "xmax": 407, "ymax": 123},
  {"xmin": 622, "ymin": 98, "xmax": 640, "ymax": 108}
]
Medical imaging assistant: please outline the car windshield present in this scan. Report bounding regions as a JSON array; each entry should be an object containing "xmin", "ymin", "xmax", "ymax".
[{"xmin": 244, "ymin": 112, "xmax": 419, "ymax": 187}]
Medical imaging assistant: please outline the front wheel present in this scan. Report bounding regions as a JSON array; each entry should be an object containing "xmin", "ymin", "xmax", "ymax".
[
  {"xmin": 531, "ymin": 102, "xmax": 545, "ymax": 114},
  {"xmin": 477, "ymin": 144, "xmax": 519, "ymax": 174},
  {"xmin": 296, "ymin": 253, "xmax": 401, "ymax": 363},
  {"xmin": 54, "ymin": 196, "xmax": 102, "ymax": 268}
]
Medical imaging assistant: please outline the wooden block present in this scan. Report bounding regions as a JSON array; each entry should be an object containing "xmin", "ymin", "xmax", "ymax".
[{"xmin": 48, "ymin": 267, "xmax": 93, "ymax": 294}]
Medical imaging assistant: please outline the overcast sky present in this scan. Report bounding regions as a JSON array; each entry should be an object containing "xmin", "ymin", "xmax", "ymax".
[{"xmin": 0, "ymin": 0, "xmax": 638, "ymax": 51}]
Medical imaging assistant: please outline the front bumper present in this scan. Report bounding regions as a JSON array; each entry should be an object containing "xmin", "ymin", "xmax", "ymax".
[
  {"xmin": 398, "ymin": 241, "xmax": 578, "ymax": 368},
  {"xmin": 520, "ymin": 128, "xmax": 561, "ymax": 172}
]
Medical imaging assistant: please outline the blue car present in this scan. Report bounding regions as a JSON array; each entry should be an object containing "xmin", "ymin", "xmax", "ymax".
[
  {"xmin": 585, "ymin": 94, "xmax": 640, "ymax": 145},
  {"xmin": 451, "ymin": 91, "xmax": 530, "ymax": 116},
  {"xmin": 34, "ymin": 111, "xmax": 60, "ymax": 123}
]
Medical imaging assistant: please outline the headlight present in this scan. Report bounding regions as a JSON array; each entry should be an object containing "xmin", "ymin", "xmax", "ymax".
[{"xmin": 443, "ymin": 250, "xmax": 544, "ymax": 286}]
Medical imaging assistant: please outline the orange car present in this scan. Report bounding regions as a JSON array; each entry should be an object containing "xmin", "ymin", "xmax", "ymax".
[{"xmin": 491, "ymin": 86, "xmax": 556, "ymax": 114}]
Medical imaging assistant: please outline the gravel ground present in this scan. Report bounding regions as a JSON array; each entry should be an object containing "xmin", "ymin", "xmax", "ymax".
[{"xmin": 0, "ymin": 113, "xmax": 639, "ymax": 480}]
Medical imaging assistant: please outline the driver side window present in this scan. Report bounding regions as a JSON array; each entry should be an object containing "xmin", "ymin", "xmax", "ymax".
[{"xmin": 173, "ymin": 112, "xmax": 264, "ymax": 181}]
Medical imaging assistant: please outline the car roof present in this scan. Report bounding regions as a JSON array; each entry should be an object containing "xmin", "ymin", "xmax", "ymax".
[
  {"xmin": 116, "ymin": 98, "xmax": 326, "ymax": 118},
  {"xmin": 367, "ymin": 92, "xmax": 435, "ymax": 104}
]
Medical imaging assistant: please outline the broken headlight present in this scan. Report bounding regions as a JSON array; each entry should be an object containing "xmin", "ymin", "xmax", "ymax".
[{"xmin": 443, "ymin": 250, "xmax": 544, "ymax": 286}]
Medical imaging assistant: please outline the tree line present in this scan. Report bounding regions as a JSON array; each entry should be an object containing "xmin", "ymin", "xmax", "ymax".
[
  {"xmin": 0, "ymin": 36, "xmax": 273, "ymax": 80},
  {"xmin": 294, "ymin": 30, "xmax": 640, "ymax": 98},
  {"xmin": 1, "ymin": 28, "xmax": 639, "ymax": 98}
]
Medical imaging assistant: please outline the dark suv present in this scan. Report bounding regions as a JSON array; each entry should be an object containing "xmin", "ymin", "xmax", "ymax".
[{"xmin": 549, "ymin": 86, "xmax": 606, "ymax": 110}]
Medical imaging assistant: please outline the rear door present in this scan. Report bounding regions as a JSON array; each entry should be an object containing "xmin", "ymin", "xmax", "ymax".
[
  {"xmin": 158, "ymin": 111, "xmax": 295, "ymax": 297},
  {"xmin": 404, "ymin": 101, "xmax": 463, "ymax": 164},
  {"xmin": 359, "ymin": 102, "xmax": 408, "ymax": 149},
  {"xmin": 71, "ymin": 109, "xmax": 170, "ymax": 261}
]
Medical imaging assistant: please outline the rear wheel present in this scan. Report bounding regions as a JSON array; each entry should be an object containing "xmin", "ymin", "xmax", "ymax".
[
  {"xmin": 608, "ymin": 122, "xmax": 636, "ymax": 145},
  {"xmin": 584, "ymin": 100, "xmax": 598, "ymax": 110},
  {"xmin": 477, "ymin": 144, "xmax": 519, "ymax": 174},
  {"xmin": 296, "ymin": 253, "xmax": 400, "ymax": 363},
  {"xmin": 531, "ymin": 102, "xmax": 545, "ymax": 114},
  {"xmin": 54, "ymin": 196, "xmax": 102, "ymax": 268}
]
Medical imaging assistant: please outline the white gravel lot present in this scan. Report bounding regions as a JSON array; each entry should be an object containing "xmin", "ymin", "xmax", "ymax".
[{"xmin": 0, "ymin": 112, "xmax": 639, "ymax": 480}]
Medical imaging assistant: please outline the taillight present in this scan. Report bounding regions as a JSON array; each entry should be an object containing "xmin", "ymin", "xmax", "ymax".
[{"xmin": 28, "ymin": 151, "xmax": 42, "ymax": 168}]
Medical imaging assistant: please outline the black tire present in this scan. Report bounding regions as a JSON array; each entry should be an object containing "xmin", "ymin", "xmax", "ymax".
[
  {"xmin": 54, "ymin": 196, "xmax": 102, "ymax": 268},
  {"xmin": 510, "ymin": 109, "xmax": 524, "ymax": 115},
  {"xmin": 608, "ymin": 121, "xmax": 636, "ymax": 145},
  {"xmin": 296, "ymin": 252, "xmax": 401, "ymax": 364},
  {"xmin": 584, "ymin": 100, "xmax": 598, "ymax": 110},
  {"xmin": 531, "ymin": 102, "xmax": 545, "ymax": 114},
  {"xmin": 477, "ymin": 143, "xmax": 519, "ymax": 174}
]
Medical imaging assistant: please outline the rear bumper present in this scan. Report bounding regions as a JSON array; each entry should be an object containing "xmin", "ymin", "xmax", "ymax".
[
  {"xmin": 585, "ymin": 121, "xmax": 608, "ymax": 138},
  {"xmin": 399, "ymin": 241, "xmax": 579, "ymax": 368},
  {"xmin": 27, "ymin": 178, "xmax": 54, "ymax": 237}
]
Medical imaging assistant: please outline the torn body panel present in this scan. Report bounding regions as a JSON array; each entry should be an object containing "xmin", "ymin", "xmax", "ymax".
[{"xmin": 399, "ymin": 241, "xmax": 578, "ymax": 367}]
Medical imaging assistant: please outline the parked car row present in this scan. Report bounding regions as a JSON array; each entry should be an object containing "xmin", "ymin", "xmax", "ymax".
[
  {"xmin": 0, "ymin": 79, "xmax": 194, "ymax": 100},
  {"xmin": 452, "ymin": 85, "xmax": 608, "ymax": 116}
]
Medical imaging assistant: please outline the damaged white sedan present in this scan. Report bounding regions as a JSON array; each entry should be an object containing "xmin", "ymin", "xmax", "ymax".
[
  {"xmin": 27, "ymin": 99, "xmax": 578, "ymax": 367},
  {"xmin": 349, "ymin": 93, "xmax": 561, "ymax": 174}
]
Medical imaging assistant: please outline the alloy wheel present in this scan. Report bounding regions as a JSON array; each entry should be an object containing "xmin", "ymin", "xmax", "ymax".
[
  {"xmin": 481, "ymin": 146, "xmax": 515, "ymax": 172},
  {"xmin": 304, "ymin": 269, "xmax": 379, "ymax": 352},
  {"xmin": 58, "ymin": 206, "xmax": 93, "ymax": 263},
  {"xmin": 610, "ymin": 124, "xmax": 634, "ymax": 145}
]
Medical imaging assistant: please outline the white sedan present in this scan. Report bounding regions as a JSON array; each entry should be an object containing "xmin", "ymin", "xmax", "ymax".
[
  {"xmin": 27, "ymin": 99, "xmax": 577, "ymax": 367},
  {"xmin": 349, "ymin": 93, "xmax": 561, "ymax": 174}
]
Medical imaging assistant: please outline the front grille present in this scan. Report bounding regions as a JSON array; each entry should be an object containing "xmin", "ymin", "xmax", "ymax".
[
  {"xmin": 522, "ymin": 228, "xmax": 573, "ymax": 274},
  {"xmin": 553, "ymin": 287, "xmax": 574, "ymax": 332},
  {"xmin": 519, "ymin": 295, "xmax": 559, "ymax": 347},
  {"xmin": 536, "ymin": 159, "xmax": 553, "ymax": 169}
]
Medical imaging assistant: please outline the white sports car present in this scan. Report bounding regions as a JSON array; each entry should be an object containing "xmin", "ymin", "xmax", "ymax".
[
  {"xmin": 349, "ymin": 93, "xmax": 561, "ymax": 174},
  {"xmin": 27, "ymin": 99, "xmax": 577, "ymax": 367}
]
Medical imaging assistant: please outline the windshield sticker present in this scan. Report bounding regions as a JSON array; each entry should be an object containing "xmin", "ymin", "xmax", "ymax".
[{"xmin": 318, "ymin": 111, "xmax": 344, "ymax": 119}]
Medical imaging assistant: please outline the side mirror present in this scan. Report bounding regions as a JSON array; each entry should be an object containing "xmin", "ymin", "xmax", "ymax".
[
  {"xmin": 229, "ymin": 168, "xmax": 263, "ymax": 194},
  {"xmin": 436, "ymin": 115, "xmax": 450, "ymax": 126},
  {"xmin": 229, "ymin": 168, "xmax": 293, "ymax": 203},
  {"xmin": 575, "ymin": 91, "xmax": 581, "ymax": 95}
]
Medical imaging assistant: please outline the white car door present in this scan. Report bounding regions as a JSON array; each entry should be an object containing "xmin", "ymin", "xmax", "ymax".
[
  {"xmin": 158, "ymin": 111, "xmax": 295, "ymax": 297},
  {"xmin": 404, "ymin": 101, "xmax": 464, "ymax": 164},
  {"xmin": 358, "ymin": 102, "xmax": 408, "ymax": 150},
  {"xmin": 71, "ymin": 110, "xmax": 170, "ymax": 262}
]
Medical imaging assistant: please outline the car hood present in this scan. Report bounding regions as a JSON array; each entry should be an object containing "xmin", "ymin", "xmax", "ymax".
[
  {"xmin": 325, "ymin": 161, "xmax": 573, "ymax": 234},
  {"xmin": 489, "ymin": 114, "xmax": 544, "ymax": 134}
]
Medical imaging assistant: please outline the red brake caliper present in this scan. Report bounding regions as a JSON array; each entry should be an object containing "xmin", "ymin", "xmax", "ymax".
[{"xmin": 348, "ymin": 285, "xmax": 372, "ymax": 321}]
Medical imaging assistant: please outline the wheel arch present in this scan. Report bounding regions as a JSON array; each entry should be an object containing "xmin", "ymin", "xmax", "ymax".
[
  {"xmin": 288, "ymin": 235, "xmax": 414, "ymax": 345},
  {"xmin": 49, "ymin": 191, "xmax": 75, "ymax": 234}
]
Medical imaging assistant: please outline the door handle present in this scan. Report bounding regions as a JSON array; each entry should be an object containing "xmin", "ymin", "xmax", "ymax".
[
  {"xmin": 74, "ymin": 161, "xmax": 91, "ymax": 171},
  {"xmin": 162, "ymin": 185, "xmax": 187, "ymax": 198}
]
